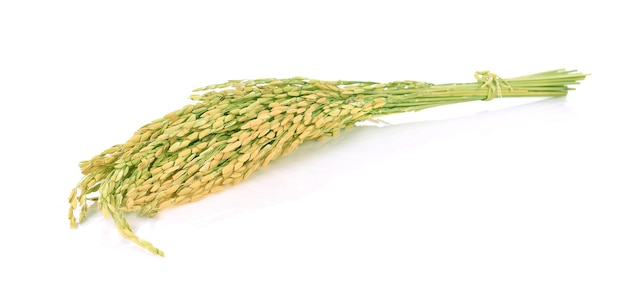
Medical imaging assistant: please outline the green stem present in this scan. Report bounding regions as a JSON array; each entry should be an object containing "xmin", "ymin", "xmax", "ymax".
[{"xmin": 367, "ymin": 69, "xmax": 587, "ymax": 118}]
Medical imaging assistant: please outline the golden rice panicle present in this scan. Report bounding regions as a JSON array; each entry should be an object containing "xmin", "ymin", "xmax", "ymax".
[
  {"xmin": 68, "ymin": 77, "xmax": 381, "ymax": 254},
  {"xmin": 143, "ymin": 80, "xmax": 376, "ymax": 212}
]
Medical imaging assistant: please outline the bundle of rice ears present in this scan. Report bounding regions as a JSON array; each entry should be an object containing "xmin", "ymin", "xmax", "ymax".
[{"xmin": 68, "ymin": 69, "xmax": 587, "ymax": 256}]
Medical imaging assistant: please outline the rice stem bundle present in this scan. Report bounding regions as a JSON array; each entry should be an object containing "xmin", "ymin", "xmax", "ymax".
[{"xmin": 68, "ymin": 69, "xmax": 587, "ymax": 256}]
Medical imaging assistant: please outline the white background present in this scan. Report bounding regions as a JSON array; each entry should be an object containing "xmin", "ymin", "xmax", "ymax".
[{"xmin": 1, "ymin": 1, "xmax": 625, "ymax": 289}]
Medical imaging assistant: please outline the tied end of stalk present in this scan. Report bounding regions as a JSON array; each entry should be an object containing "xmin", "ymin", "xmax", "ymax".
[
  {"xmin": 371, "ymin": 68, "xmax": 587, "ymax": 119},
  {"xmin": 474, "ymin": 70, "xmax": 512, "ymax": 101}
]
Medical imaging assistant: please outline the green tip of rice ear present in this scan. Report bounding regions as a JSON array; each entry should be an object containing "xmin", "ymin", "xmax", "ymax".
[{"xmin": 68, "ymin": 69, "xmax": 587, "ymax": 256}]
